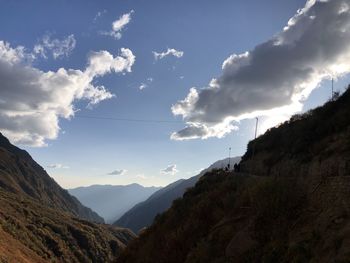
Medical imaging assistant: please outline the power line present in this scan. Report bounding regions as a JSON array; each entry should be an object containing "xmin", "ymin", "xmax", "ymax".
[
  {"xmin": 28, "ymin": 110, "xmax": 183, "ymax": 124},
  {"xmin": 74, "ymin": 114, "xmax": 183, "ymax": 124}
]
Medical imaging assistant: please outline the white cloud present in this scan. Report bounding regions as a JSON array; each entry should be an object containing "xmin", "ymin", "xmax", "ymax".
[
  {"xmin": 101, "ymin": 10, "xmax": 134, "ymax": 39},
  {"xmin": 108, "ymin": 169, "xmax": 127, "ymax": 176},
  {"xmin": 153, "ymin": 48, "xmax": 184, "ymax": 60},
  {"xmin": 137, "ymin": 77, "xmax": 153, "ymax": 91},
  {"xmin": 86, "ymin": 48, "xmax": 135, "ymax": 76},
  {"xmin": 160, "ymin": 164, "xmax": 179, "ymax": 175},
  {"xmin": 47, "ymin": 163, "xmax": 69, "ymax": 169},
  {"xmin": 139, "ymin": 83, "xmax": 147, "ymax": 90},
  {"xmin": 0, "ymin": 42, "xmax": 32, "ymax": 63},
  {"xmin": 172, "ymin": 0, "xmax": 350, "ymax": 140},
  {"xmin": 34, "ymin": 34, "xmax": 76, "ymax": 59},
  {"xmin": 0, "ymin": 40, "xmax": 135, "ymax": 146}
]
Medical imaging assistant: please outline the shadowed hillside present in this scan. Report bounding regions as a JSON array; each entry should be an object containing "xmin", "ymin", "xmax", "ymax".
[
  {"xmin": 0, "ymin": 133, "xmax": 103, "ymax": 223},
  {"xmin": 0, "ymin": 189, "xmax": 135, "ymax": 262},
  {"xmin": 118, "ymin": 87, "xmax": 350, "ymax": 263},
  {"xmin": 115, "ymin": 157, "xmax": 241, "ymax": 233},
  {"xmin": 0, "ymin": 134, "xmax": 136, "ymax": 262}
]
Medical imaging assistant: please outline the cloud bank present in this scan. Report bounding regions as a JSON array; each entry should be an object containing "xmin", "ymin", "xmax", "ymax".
[
  {"xmin": 102, "ymin": 10, "xmax": 134, "ymax": 39},
  {"xmin": 172, "ymin": 0, "xmax": 350, "ymax": 140},
  {"xmin": 153, "ymin": 48, "xmax": 184, "ymax": 60},
  {"xmin": 0, "ymin": 41, "xmax": 135, "ymax": 146}
]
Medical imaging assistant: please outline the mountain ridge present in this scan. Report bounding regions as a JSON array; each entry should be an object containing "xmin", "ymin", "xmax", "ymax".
[
  {"xmin": 0, "ymin": 132, "xmax": 137, "ymax": 262},
  {"xmin": 115, "ymin": 156, "xmax": 241, "ymax": 233},
  {"xmin": 118, "ymin": 86, "xmax": 350, "ymax": 262},
  {"xmin": 0, "ymin": 132, "xmax": 104, "ymax": 223}
]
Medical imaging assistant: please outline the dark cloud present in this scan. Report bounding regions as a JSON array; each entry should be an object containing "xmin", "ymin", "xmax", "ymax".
[{"xmin": 172, "ymin": 0, "xmax": 350, "ymax": 140}]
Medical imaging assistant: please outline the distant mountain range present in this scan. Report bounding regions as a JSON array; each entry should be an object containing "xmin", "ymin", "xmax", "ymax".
[
  {"xmin": 114, "ymin": 156, "xmax": 241, "ymax": 233},
  {"xmin": 0, "ymin": 132, "xmax": 135, "ymax": 261},
  {"xmin": 69, "ymin": 184, "xmax": 161, "ymax": 223}
]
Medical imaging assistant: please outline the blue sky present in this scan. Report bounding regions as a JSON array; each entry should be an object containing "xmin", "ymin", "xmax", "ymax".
[{"xmin": 1, "ymin": 0, "xmax": 350, "ymax": 188}]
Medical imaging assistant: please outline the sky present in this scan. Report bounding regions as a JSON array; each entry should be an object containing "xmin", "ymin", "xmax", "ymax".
[{"xmin": 1, "ymin": 0, "xmax": 350, "ymax": 188}]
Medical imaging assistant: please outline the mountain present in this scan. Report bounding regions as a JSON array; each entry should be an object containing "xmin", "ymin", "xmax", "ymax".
[
  {"xmin": 0, "ymin": 132, "xmax": 136, "ymax": 261},
  {"xmin": 115, "ymin": 157, "xmax": 241, "ymax": 233},
  {"xmin": 0, "ymin": 133, "xmax": 103, "ymax": 223},
  {"xmin": 0, "ymin": 189, "xmax": 135, "ymax": 262},
  {"xmin": 69, "ymin": 184, "xmax": 161, "ymax": 223},
  {"xmin": 118, "ymin": 87, "xmax": 350, "ymax": 263}
]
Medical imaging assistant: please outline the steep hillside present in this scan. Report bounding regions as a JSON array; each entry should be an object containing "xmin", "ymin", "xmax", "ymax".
[
  {"xmin": 115, "ymin": 157, "xmax": 241, "ymax": 233},
  {"xmin": 118, "ymin": 87, "xmax": 350, "ymax": 263},
  {"xmin": 69, "ymin": 184, "xmax": 161, "ymax": 223},
  {"xmin": 0, "ymin": 133, "xmax": 136, "ymax": 262},
  {"xmin": 0, "ymin": 133, "xmax": 103, "ymax": 223},
  {"xmin": 0, "ymin": 189, "xmax": 135, "ymax": 262},
  {"xmin": 115, "ymin": 176, "xmax": 199, "ymax": 234},
  {"xmin": 241, "ymin": 88, "xmax": 350, "ymax": 180}
]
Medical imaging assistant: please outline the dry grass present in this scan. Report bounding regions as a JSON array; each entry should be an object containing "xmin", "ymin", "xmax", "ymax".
[{"xmin": 0, "ymin": 190, "xmax": 136, "ymax": 263}]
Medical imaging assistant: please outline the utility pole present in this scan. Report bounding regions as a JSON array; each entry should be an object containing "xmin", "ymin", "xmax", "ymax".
[
  {"xmin": 252, "ymin": 117, "xmax": 259, "ymax": 160},
  {"xmin": 228, "ymin": 147, "xmax": 231, "ymax": 170},
  {"xmin": 332, "ymin": 78, "xmax": 334, "ymax": 101}
]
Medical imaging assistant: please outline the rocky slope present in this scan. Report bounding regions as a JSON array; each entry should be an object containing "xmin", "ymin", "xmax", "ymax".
[
  {"xmin": 0, "ymin": 133, "xmax": 136, "ymax": 262},
  {"xmin": 0, "ymin": 189, "xmax": 135, "ymax": 262},
  {"xmin": 118, "ymin": 87, "xmax": 350, "ymax": 262},
  {"xmin": 0, "ymin": 133, "xmax": 103, "ymax": 223},
  {"xmin": 115, "ymin": 157, "xmax": 241, "ymax": 233}
]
